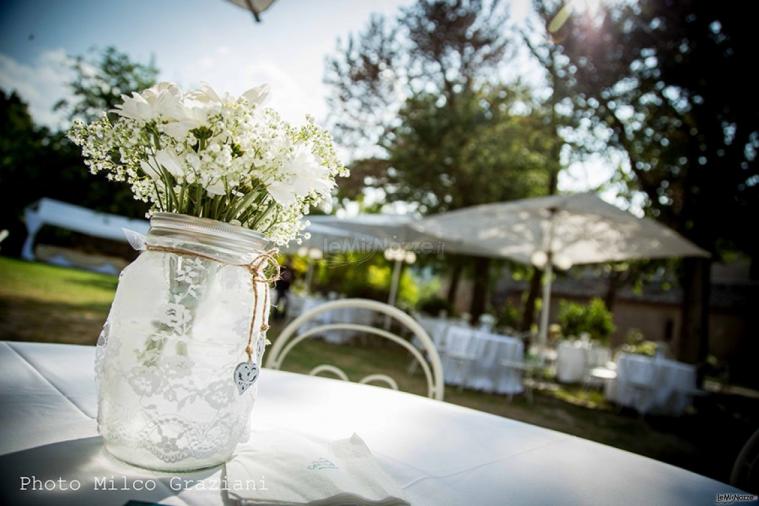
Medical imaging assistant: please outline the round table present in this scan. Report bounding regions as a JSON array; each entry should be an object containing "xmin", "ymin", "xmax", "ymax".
[
  {"xmin": 556, "ymin": 340, "xmax": 612, "ymax": 384},
  {"xmin": 441, "ymin": 326, "xmax": 525, "ymax": 394},
  {"xmin": 606, "ymin": 353, "xmax": 698, "ymax": 416},
  {"xmin": 0, "ymin": 341, "xmax": 741, "ymax": 505},
  {"xmin": 289, "ymin": 295, "xmax": 373, "ymax": 344}
]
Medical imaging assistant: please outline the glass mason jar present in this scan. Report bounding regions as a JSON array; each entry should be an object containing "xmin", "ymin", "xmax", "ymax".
[{"xmin": 96, "ymin": 213, "xmax": 271, "ymax": 471}]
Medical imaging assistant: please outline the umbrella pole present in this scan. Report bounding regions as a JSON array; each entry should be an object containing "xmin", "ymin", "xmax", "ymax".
[
  {"xmin": 538, "ymin": 252, "xmax": 553, "ymax": 357},
  {"xmin": 388, "ymin": 258, "xmax": 403, "ymax": 306},
  {"xmin": 305, "ymin": 260, "xmax": 314, "ymax": 294},
  {"xmin": 384, "ymin": 258, "xmax": 403, "ymax": 328}
]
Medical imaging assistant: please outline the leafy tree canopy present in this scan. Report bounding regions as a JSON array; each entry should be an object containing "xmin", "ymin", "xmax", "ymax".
[{"xmin": 55, "ymin": 46, "xmax": 159, "ymax": 122}]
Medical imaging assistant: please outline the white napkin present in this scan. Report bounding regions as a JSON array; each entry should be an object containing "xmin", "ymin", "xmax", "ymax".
[{"xmin": 223, "ymin": 429, "xmax": 410, "ymax": 506}]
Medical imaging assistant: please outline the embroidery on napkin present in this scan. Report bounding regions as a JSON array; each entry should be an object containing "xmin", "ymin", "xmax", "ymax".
[{"xmin": 307, "ymin": 458, "xmax": 339, "ymax": 471}]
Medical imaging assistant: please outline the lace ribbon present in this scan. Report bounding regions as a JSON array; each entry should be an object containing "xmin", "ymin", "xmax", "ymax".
[{"xmin": 145, "ymin": 244, "xmax": 280, "ymax": 362}]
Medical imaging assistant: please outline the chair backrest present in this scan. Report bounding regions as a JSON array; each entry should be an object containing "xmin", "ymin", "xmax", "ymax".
[
  {"xmin": 266, "ymin": 298, "xmax": 445, "ymax": 400},
  {"xmin": 731, "ymin": 427, "xmax": 759, "ymax": 490}
]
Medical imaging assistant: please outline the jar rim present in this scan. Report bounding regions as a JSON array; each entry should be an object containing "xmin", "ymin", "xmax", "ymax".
[{"xmin": 148, "ymin": 213, "xmax": 269, "ymax": 254}]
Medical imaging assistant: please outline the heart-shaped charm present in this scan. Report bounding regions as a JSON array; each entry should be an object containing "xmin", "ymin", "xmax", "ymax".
[{"xmin": 234, "ymin": 361, "xmax": 259, "ymax": 395}]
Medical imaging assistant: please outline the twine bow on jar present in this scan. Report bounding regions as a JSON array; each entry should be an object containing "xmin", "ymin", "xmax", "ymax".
[{"xmin": 241, "ymin": 250, "xmax": 281, "ymax": 363}]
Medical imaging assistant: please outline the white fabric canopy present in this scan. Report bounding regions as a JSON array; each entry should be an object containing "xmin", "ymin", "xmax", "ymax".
[
  {"xmin": 22, "ymin": 198, "xmax": 149, "ymax": 261},
  {"xmin": 307, "ymin": 214, "xmax": 497, "ymax": 306}
]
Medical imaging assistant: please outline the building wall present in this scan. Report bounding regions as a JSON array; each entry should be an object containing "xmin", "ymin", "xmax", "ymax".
[{"xmin": 445, "ymin": 276, "xmax": 750, "ymax": 364}]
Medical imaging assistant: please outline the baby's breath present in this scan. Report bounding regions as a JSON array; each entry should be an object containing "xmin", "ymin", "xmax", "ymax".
[{"xmin": 68, "ymin": 82, "xmax": 347, "ymax": 245}]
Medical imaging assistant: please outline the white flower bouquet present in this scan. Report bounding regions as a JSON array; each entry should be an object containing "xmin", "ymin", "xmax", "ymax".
[{"xmin": 69, "ymin": 82, "xmax": 346, "ymax": 245}]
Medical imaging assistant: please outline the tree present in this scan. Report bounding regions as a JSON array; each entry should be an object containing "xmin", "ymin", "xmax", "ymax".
[
  {"xmin": 0, "ymin": 47, "xmax": 158, "ymax": 256},
  {"xmin": 384, "ymin": 86, "xmax": 553, "ymax": 212},
  {"xmin": 326, "ymin": 0, "xmax": 559, "ymax": 320},
  {"xmin": 326, "ymin": 0, "xmax": 511, "ymax": 152},
  {"xmin": 517, "ymin": 0, "xmax": 581, "ymax": 331},
  {"xmin": 558, "ymin": 297, "xmax": 615, "ymax": 344},
  {"xmin": 55, "ymin": 46, "xmax": 158, "ymax": 122},
  {"xmin": 0, "ymin": 91, "xmax": 49, "ymax": 254},
  {"xmin": 550, "ymin": 1, "xmax": 759, "ymax": 364},
  {"xmin": 392, "ymin": 86, "xmax": 560, "ymax": 317}
]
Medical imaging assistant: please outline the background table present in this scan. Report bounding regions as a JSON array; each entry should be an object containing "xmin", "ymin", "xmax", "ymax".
[
  {"xmin": 440, "ymin": 326, "xmax": 524, "ymax": 395},
  {"xmin": 417, "ymin": 316, "xmax": 526, "ymax": 394},
  {"xmin": 606, "ymin": 353, "xmax": 697, "ymax": 416},
  {"xmin": 288, "ymin": 294, "xmax": 373, "ymax": 344},
  {"xmin": 556, "ymin": 340, "xmax": 611, "ymax": 384},
  {"xmin": 0, "ymin": 341, "xmax": 742, "ymax": 505}
]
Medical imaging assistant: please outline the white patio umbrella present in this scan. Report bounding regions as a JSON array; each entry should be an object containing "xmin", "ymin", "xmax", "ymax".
[
  {"xmin": 308, "ymin": 214, "xmax": 494, "ymax": 306},
  {"xmin": 307, "ymin": 215, "xmax": 437, "ymax": 306},
  {"xmin": 308, "ymin": 214, "xmax": 504, "ymax": 257},
  {"xmin": 280, "ymin": 222, "xmax": 372, "ymax": 255},
  {"xmin": 414, "ymin": 192, "xmax": 709, "ymax": 349},
  {"xmin": 224, "ymin": 0, "xmax": 277, "ymax": 22},
  {"xmin": 281, "ymin": 223, "xmax": 380, "ymax": 292},
  {"xmin": 308, "ymin": 214, "xmax": 431, "ymax": 249}
]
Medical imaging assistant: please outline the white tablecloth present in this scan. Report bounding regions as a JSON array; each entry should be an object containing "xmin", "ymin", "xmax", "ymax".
[
  {"xmin": 416, "ymin": 315, "xmax": 450, "ymax": 348},
  {"xmin": 0, "ymin": 341, "xmax": 741, "ymax": 505},
  {"xmin": 440, "ymin": 327, "xmax": 524, "ymax": 395},
  {"xmin": 556, "ymin": 341, "xmax": 611, "ymax": 383},
  {"xmin": 606, "ymin": 353, "xmax": 697, "ymax": 416},
  {"xmin": 289, "ymin": 295, "xmax": 374, "ymax": 344},
  {"xmin": 417, "ymin": 318, "xmax": 525, "ymax": 395}
]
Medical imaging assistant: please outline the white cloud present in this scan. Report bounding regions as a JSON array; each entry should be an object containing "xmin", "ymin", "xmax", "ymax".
[
  {"xmin": 0, "ymin": 49, "xmax": 72, "ymax": 129},
  {"xmin": 0, "ymin": 45, "xmax": 327, "ymax": 131},
  {"xmin": 168, "ymin": 45, "xmax": 325, "ymax": 125}
]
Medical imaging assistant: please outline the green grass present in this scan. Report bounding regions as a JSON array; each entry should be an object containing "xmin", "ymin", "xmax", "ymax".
[
  {"xmin": 0, "ymin": 256, "xmax": 756, "ymax": 484},
  {"xmin": 0, "ymin": 257, "xmax": 115, "ymax": 344},
  {"xmin": 0, "ymin": 257, "xmax": 117, "ymax": 309}
]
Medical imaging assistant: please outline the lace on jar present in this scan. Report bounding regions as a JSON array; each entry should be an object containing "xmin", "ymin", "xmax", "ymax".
[{"xmin": 144, "ymin": 244, "xmax": 280, "ymax": 362}]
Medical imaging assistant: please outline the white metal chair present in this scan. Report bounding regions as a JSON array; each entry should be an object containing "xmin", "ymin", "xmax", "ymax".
[
  {"xmin": 500, "ymin": 358, "xmax": 532, "ymax": 402},
  {"xmin": 265, "ymin": 298, "xmax": 445, "ymax": 400}
]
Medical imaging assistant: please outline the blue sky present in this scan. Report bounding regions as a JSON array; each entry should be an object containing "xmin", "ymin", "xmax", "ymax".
[
  {"xmin": 0, "ymin": 0, "xmax": 420, "ymax": 126},
  {"xmin": 0, "ymin": 0, "xmax": 614, "ymax": 200}
]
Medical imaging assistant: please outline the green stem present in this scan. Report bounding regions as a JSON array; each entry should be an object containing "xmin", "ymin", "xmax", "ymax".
[
  {"xmin": 213, "ymin": 195, "xmax": 223, "ymax": 220},
  {"xmin": 235, "ymin": 192, "xmax": 268, "ymax": 225},
  {"xmin": 195, "ymin": 184, "xmax": 203, "ymax": 217},
  {"xmin": 159, "ymin": 168, "xmax": 177, "ymax": 212},
  {"xmin": 152, "ymin": 181, "xmax": 164, "ymax": 212},
  {"xmin": 224, "ymin": 186, "xmax": 263, "ymax": 221},
  {"xmin": 250, "ymin": 201, "xmax": 277, "ymax": 230},
  {"xmin": 177, "ymin": 184, "xmax": 186, "ymax": 214}
]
